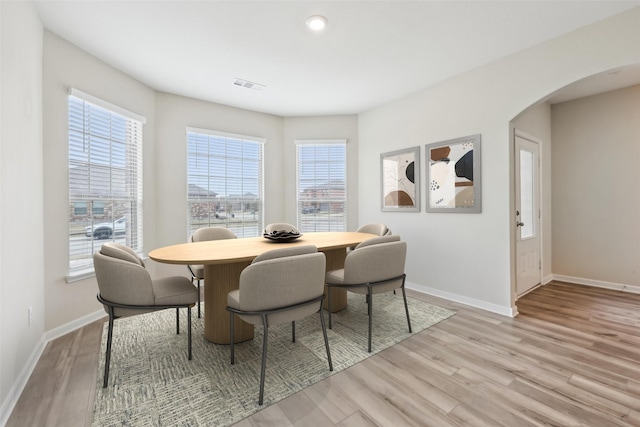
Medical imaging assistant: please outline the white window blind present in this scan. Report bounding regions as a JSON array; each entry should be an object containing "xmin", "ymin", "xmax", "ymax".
[
  {"xmin": 68, "ymin": 91, "xmax": 144, "ymax": 278},
  {"xmin": 187, "ymin": 128, "xmax": 264, "ymax": 238},
  {"xmin": 296, "ymin": 140, "xmax": 347, "ymax": 232}
]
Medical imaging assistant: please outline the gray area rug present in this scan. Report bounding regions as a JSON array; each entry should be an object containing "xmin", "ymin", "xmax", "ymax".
[{"xmin": 92, "ymin": 292, "xmax": 455, "ymax": 426}]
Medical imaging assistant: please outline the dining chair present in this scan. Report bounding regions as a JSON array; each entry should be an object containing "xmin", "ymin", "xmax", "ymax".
[
  {"xmin": 350, "ymin": 223, "xmax": 392, "ymax": 252},
  {"xmin": 355, "ymin": 223, "xmax": 392, "ymax": 236},
  {"xmin": 188, "ymin": 226, "xmax": 237, "ymax": 318},
  {"xmin": 226, "ymin": 245, "xmax": 333, "ymax": 405},
  {"xmin": 93, "ymin": 242, "xmax": 198, "ymax": 387},
  {"xmin": 325, "ymin": 234, "xmax": 411, "ymax": 352}
]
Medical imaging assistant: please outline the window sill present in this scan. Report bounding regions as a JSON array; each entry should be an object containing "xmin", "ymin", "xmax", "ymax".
[
  {"xmin": 66, "ymin": 255, "xmax": 149, "ymax": 283},
  {"xmin": 66, "ymin": 268, "xmax": 96, "ymax": 283}
]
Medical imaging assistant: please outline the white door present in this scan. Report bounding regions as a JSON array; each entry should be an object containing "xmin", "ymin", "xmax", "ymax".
[{"xmin": 515, "ymin": 131, "xmax": 541, "ymax": 296}]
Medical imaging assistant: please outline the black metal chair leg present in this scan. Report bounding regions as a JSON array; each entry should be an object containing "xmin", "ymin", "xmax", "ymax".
[
  {"xmin": 291, "ymin": 321, "xmax": 296, "ymax": 342},
  {"xmin": 367, "ymin": 288, "xmax": 373, "ymax": 353},
  {"xmin": 401, "ymin": 286, "xmax": 412, "ymax": 333},
  {"xmin": 319, "ymin": 300, "xmax": 333, "ymax": 371},
  {"xmin": 103, "ymin": 309, "xmax": 115, "ymax": 388},
  {"xmin": 230, "ymin": 312, "xmax": 235, "ymax": 364},
  {"xmin": 176, "ymin": 308, "xmax": 180, "ymax": 334},
  {"xmin": 187, "ymin": 306, "xmax": 193, "ymax": 360},
  {"xmin": 327, "ymin": 287, "xmax": 333, "ymax": 329},
  {"xmin": 197, "ymin": 278, "xmax": 201, "ymax": 318},
  {"xmin": 259, "ymin": 316, "xmax": 269, "ymax": 405}
]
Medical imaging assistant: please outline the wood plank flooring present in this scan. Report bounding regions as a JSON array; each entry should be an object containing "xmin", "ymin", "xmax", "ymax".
[{"xmin": 6, "ymin": 281, "xmax": 640, "ymax": 426}]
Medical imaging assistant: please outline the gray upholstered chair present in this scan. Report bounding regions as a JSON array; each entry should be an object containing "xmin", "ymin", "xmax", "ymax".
[
  {"xmin": 94, "ymin": 242, "xmax": 198, "ymax": 387},
  {"xmin": 355, "ymin": 223, "xmax": 392, "ymax": 236},
  {"xmin": 350, "ymin": 223, "xmax": 392, "ymax": 252},
  {"xmin": 188, "ymin": 227, "xmax": 237, "ymax": 318},
  {"xmin": 226, "ymin": 245, "xmax": 333, "ymax": 405},
  {"xmin": 325, "ymin": 235, "xmax": 411, "ymax": 352}
]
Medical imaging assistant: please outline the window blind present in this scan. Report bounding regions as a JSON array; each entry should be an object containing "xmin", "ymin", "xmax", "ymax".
[
  {"xmin": 296, "ymin": 140, "xmax": 347, "ymax": 232},
  {"xmin": 187, "ymin": 128, "xmax": 264, "ymax": 238},
  {"xmin": 68, "ymin": 92, "xmax": 144, "ymax": 278}
]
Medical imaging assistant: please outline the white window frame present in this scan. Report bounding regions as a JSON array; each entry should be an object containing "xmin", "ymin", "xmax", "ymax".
[
  {"xmin": 296, "ymin": 139, "xmax": 347, "ymax": 232},
  {"xmin": 67, "ymin": 88, "xmax": 145, "ymax": 281},
  {"xmin": 186, "ymin": 127, "xmax": 264, "ymax": 238}
]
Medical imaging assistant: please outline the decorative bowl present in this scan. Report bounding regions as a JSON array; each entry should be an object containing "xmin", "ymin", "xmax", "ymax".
[{"xmin": 263, "ymin": 230, "xmax": 302, "ymax": 242}]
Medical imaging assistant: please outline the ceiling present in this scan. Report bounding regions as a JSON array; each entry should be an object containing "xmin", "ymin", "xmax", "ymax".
[{"xmin": 34, "ymin": 1, "xmax": 640, "ymax": 117}]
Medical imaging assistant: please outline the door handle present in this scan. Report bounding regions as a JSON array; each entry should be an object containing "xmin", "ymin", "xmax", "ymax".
[{"xmin": 517, "ymin": 222, "xmax": 525, "ymax": 227}]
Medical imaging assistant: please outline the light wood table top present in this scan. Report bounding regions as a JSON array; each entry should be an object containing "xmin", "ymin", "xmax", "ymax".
[
  {"xmin": 148, "ymin": 231, "xmax": 377, "ymax": 344},
  {"xmin": 148, "ymin": 231, "xmax": 376, "ymax": 265}
]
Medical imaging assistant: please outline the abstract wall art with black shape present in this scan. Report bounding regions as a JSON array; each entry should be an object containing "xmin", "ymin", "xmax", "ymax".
[
  {"xmin": 426, "ymin": 134, "xmax": 481, "ymax": 213},
  {"xmin": 380, "ymin": 146, "xmax": 420, "ymax": 212}
]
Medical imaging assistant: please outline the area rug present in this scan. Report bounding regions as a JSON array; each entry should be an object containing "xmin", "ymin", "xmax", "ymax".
[{"xmin": 91, "ymin": 292, "xmax": 455, "ymax": 426}]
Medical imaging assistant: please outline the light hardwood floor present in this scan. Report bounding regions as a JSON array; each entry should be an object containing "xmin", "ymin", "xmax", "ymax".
[{"xmin": 7, "ymin": 281, "xmax": 640, "ymax": 426}]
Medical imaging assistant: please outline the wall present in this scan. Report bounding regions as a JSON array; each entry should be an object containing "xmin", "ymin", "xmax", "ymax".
[
  {"xmin": 511, "ymin": 102, "xmax": 553, "ymax": 286},
  {"xmin": 42, "ymin": 31, "xmax": 157, "ymax": 330},
  {"xmin": 0, "ymin": 0, "xmax": 43, "ymax": 420},
  {"xmin": 152, "ymin": 92, "xmax": 285, "ymax": 277},
  {"xmin": 282, "ymin": 115, "xmax": 359, "ymax": 229},
  {"xmin": 357, "ymin": 8, "xmax": 640, "ymax": 315},
  {"xmin": 151, "ymin": 96, "xmax": 359, "ymax": 277},
  {"xmin": 551, "ymin": 85, "xmax": 640, "ymax": 289}
]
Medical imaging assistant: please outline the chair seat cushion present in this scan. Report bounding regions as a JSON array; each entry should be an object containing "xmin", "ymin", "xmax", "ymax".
[
  {"xmin": 153, "ymin": 276, "xmax": 198, "ymax": 306},
  {"xmin": 326, "ymin": 268, "xmax": 345, "ymax": 284},
  {"xmin": 190, "ymin": 265, "xmax": 204, "ymax": 279},
  {"xmin": 326, "ymin": 268, "xmax": 402, "ymax": 294},
  {"xmin": 228, "ymin": 289, "xmax": 319, "ymax": 326},
  {"xmin": 227, "ymin": 289, "xmax": 241, "ymax": 310}
]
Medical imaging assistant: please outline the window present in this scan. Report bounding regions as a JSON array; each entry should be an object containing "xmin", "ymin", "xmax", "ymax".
[
  {"xmin": 68, "ymin": 89, "xmax": 144, "ymax": 278},
  {"xmin": 296, "ymin": 140, "xmax": 347, "ymax": 232},
  {"xmin": 187, "ymin": 128, "xmax": 264, "ymax": 238}
]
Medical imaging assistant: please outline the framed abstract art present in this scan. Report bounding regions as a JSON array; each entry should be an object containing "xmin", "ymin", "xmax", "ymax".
[
  {"xmin": 426, "ymin": 134, "xmax": 481, "ymax": 213},
  {"xmin": 380, "ymin": 146, "xmax": 420, "ymax": 212}
]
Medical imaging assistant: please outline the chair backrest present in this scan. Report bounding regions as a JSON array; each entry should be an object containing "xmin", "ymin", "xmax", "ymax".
[
  {"xmin": 190, "ymin": 226, "xmax": 237, "ymax": 243},
  {"xmin": 188, "ymin": 227, "xmax": 237, "ymax": 276},
  {"xmin": 344, "ymin": 238, "xmax": 407, "ymax": 286},
  {"xmin": 355, "ymin": 234, "xmax": 400, "ymax": 250},
  {"xmin": 356, "ymin": 223, "xmax": 391, "ymax": 236},
  {"xmin": 93, "ymin": 243, "xmax": 154, "ymax": 312},
  {"xmin": 238, "ymin": 245, "xmax": 326, "ymax": 324},
  {"xmin": 252, "ymin": 244, "xmax": 316, "ymax": 263}
]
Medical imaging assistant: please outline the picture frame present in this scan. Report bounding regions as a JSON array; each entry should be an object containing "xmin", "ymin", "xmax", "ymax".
[
  {"xmin": 425, "ymin": 134, "xmax": 481, "ymax": 213},
  {"xmin": 380, "ymin": 146, "xmax": 420, "ymax": 212}
]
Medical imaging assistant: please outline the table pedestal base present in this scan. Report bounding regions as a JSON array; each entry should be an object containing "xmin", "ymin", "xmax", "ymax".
[{"xmin": 204, "ymin": 262, "xmax": 253, "ymax": 344}]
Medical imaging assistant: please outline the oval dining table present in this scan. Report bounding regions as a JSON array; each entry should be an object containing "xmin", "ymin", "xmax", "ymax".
[{"xmin": 148, "ymin": 231, "xmax": 377, "ymax": 344}]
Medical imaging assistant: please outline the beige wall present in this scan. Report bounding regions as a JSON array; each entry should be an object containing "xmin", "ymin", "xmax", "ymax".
[
  {"xmin": 1, "ymin": 0, "xmax": 43, "ymax": 416},
  {"xmin": 551, "ymin": 85, "xmax": 640, "ymax": 288},
  {"xmin": 283, "ymin": 116, "xmax": 359, "ymax": 229},
  {"xmin": 152, "ymin": 92, "xmax": 285, "ymax": 277},
  {"xmin": 42, "ymin": 31, "xmax": 157, "ymax": 331},
  {"xmin": 358, "ymin": 8, "xmax": 640, "ymax": 314}
]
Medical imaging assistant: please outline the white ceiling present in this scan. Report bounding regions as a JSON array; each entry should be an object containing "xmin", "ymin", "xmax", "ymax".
[{"xmin": 34, "ymin": 1, "xmax": 640, "ymax": 117}]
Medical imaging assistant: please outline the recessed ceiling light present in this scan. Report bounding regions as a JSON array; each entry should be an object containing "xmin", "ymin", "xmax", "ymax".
[{"xmin": 306, "ymin": 15, "xmax": 327, "ymax": 32}]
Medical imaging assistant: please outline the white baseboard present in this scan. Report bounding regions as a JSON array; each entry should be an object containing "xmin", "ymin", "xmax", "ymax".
[
  {"xmin": 406, "ymin": 281, "xmax": 517, "ymax": 317},
  {"xmin": 553, "ymin": 274, "xmax": 640, "ymax": 294},
  {"xmin": 0, "ymin": 309, "xmax": 105, "ymax": 427},
  {"xmin": 0, "ymin": 336, "xmax": 47, "ymax": 427},
  {"xmin": 44, "ymin": 309, "xmax": 106, "ymax": 343}
]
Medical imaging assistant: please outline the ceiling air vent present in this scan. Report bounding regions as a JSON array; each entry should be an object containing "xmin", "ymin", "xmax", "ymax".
[{"xmin": 233, "ymin": 78, "xmax": 265, "ymax": 91}]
